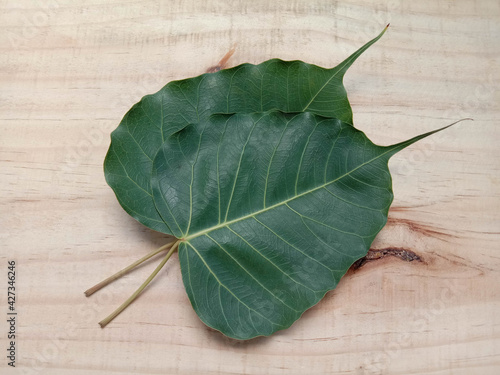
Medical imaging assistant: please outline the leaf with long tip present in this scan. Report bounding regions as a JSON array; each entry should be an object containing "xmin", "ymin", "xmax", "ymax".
[
  {"xmin": 104, "ymin": 27, "xmax": 389, "ymax": 234},
  {"xmin": 150, "ymin": 110, "xmax": 453, "ymax": 340}
]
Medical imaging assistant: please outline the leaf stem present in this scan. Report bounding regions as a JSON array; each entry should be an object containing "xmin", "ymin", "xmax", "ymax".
[
  {"xmin": 98, "ymin": 240, "xmax": 180, "ymax": 328},
  {"xmin": 84, "ymin": 240, "xmax": 176, "ymax": 297}
]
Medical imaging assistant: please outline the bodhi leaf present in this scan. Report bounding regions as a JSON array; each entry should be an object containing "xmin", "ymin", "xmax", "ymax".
[
  {"xmin": 104, "ymin": 26, "xmax": 388, "ymax": 234},
  {"xmin": 150, "ymin": 111, "xmax": 451, "ymax": 340},
  {"xmin": 90, "ymin": 25, "xmax": 461, "ymax": 339}
]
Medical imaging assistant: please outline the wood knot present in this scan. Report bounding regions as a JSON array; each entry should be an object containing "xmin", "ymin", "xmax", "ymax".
[{"xmin": 206, "ymin": 44, "xmax": 237, "ymax": 73}]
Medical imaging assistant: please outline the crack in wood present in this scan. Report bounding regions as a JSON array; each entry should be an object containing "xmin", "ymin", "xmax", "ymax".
[{"xmin": 352, "ymin": 247, "xmax": 423, "ymax": 270}]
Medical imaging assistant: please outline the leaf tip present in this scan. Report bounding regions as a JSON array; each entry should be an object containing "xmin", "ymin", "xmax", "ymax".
[
  {"xmin": 386, "ymin": 117, "xmax": 472, "ymax": 157},
  {"xmin": 448, "ymin": 117, "xmax": 474, "ymax": 126},
  {"xmin": 380, "ymin": 23, "xmax": 390, "ymax": 36}
]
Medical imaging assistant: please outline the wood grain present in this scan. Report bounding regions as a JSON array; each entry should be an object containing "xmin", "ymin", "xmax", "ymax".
[{"xmin": 1, "ymin": 1, "xmax": 499, "ymax": 374}]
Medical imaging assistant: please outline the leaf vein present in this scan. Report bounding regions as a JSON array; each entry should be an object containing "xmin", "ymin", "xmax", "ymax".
[
  {"xmin": 205, "ymin": 234, "xmax": 301, "ymax": 313},
  {"xmin": 226, "ymin": 226, "xmax": 321, "ymax": 293},
  {"xmin": 252, "ymin": 216, "xmax": 333, "ymax": 273},
  {"xmin": 185, "ymin": 140, "xmax": 394, "ymax": 241},
  {"xmin": 294, "ymin": 119, "xmax": 319, "ymax": 195},
  {"xmin": 285, "ymin": 203, "xmax": 371, "ymax": 240},
  {"xmin": 223, "ymin": 115, "xmax": 263, "ymax": 222},
  {"xmin": 186, "ymin": 241, "xmax": 285, "ymax": 328}
]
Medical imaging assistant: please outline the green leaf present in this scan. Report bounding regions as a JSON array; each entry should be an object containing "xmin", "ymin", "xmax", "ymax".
[
  {"xmin": 150, "ymin": 110, "xmax": 443, "ymax": 340},
  {"xmin": 104, "ymin": 27, "xmax": 388, "ymax": 234}
]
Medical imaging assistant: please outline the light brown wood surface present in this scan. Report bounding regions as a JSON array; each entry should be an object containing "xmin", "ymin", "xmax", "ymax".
[{"xmin": 1, "ymin": 1, "xmax": 499, "ymax": 374}]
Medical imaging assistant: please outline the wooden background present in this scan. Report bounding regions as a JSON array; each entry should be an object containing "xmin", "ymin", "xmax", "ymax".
[{"xmin": 1, "ymin": 1, "xmax": 499, "ymax": 374}]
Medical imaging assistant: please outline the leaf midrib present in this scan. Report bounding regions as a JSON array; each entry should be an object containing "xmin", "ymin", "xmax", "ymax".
[{"xmin": 183, "ymin": 144, "xmax": 391, "ymax": 242}]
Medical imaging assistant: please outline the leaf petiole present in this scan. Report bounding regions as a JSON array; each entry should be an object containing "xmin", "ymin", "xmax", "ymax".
[
  {"xmin": 99, "ymin": 240, "xmax": 180, "ymax": 328},
  {"xmin": 84, "ymin": 240, "xmax": 176, "ymax": 297}
]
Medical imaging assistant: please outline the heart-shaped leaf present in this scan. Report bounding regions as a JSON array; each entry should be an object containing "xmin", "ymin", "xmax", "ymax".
[
  {"xmin": 88, "ymin": 26, "xmax": 461, "ymax": 339},
  {"xmin": 104, "ymin": 27, "xmax": 388, "ymax": 234},
  {"xmin": 150, "ymin": 110, "xmax": 446, "ymax": 339}
]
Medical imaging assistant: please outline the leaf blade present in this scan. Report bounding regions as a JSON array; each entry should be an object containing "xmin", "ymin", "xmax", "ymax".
[{"xmin": 152, "ymin": 111, "xmax": 397, "ymax": 339}]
